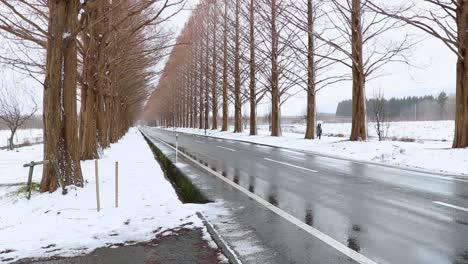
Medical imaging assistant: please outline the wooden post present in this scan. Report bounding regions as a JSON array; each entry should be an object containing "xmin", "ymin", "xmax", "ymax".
[
  {"xmin": 115, "ymin": 161, "xmax": 119, "ymax": 208},
  {"xmin": 95, "ymin": 159, "xmax": 101, "ymax": 212},
  {"xmin": 26, "ymin": 164, "xmax": 34, "ymax": 200},
  {"xmin": 23, "ymin": 160, "xmax": 51, "ymax": 199}
]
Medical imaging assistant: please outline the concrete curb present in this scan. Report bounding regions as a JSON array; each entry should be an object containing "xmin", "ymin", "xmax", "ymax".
[
  {"xmin": 155, "ymin": 127, "xmax": 468, "ymax": 179},
  {"xmin": 197, "ymin": 212, "xmax": 242, "ymax": 264}
]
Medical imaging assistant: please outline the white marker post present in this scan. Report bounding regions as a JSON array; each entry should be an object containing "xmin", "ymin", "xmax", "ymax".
[
  {"xmin": 95, "ymin": 159, "xmax": 101, "ymax": 212},
  {"xmin": 175, "ymin": 134, "xmax": 178, "ymax": 163},
  {"xmin": 115, "ymin": 161, "xmax": 119, "ymax": 208}
]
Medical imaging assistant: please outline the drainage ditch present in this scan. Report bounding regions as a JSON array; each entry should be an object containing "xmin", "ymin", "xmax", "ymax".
[{"xmin": 142, "ymin": 133, "xmax": 210, "ymax": 204}]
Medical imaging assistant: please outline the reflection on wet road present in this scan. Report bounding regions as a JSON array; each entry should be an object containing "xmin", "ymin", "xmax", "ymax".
[{"xmin": 144, "ymin": 128, "xmax": 468, "ymax": 264}]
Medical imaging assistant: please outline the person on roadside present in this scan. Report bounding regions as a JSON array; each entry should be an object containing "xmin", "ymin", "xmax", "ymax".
[{"xmin": 316, "ymin": 123, "xmax": 322, "ymax": 139}]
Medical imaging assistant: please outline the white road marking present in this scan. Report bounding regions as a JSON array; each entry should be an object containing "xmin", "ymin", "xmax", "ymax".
[
  {"xmin": 151, "ymin": 135, "xmax": 378, "ymax": 264},
  {"xmin": 286, "ymin": 155, "xmax": 303, "ymax": 161},
  {"xmin": 433, "ymin": 201, "xmax": 468, "ymax": 213},
  {"xmin": 217, "ymin": 146, "xmax": 236, "ymax": 152},
  {"xmin": 264, "ymin": 158, "xmax": 318, "ymax": 173},
  {"xmin": 195, "ymin": 140, "xmax": 204, "ymax": 144}
]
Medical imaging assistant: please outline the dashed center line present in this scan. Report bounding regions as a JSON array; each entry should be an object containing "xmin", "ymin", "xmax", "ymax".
[
  {"xmin": 217, "ymin": 146, "xmax": 236, "ymax": 152},
  {"xmin": 264, "ymin": 158, "xmax": 318, "ymax": 173},
  {"xmin": 433, "ymin": 201, "xmax": 468, "ymax": 213},
  {"xmin": 150, "ymin": 134, "xmax": 376, "ymax": 264}
]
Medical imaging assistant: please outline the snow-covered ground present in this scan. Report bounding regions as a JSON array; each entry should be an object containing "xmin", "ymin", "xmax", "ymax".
[
  {"xmin": 0, "ymin": 129, "xmax": 43, "ymax": 148},
  {"xmin": 0, "ymin": 144, "xmax": 43, "ymax": 184},
  {"xmin": 0, "ymin": 128, "xmax": 223, "ymax": 263},
  {"xmin": 162, "ymin": 121, "xmax": 468, "ymax": 176},
  {"xmin": 269, "ymin": 120, "xmax": 454, "ymax": 141}
]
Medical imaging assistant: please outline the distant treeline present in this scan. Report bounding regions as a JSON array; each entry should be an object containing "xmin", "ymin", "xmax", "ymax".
[{"xmin": 336, "ymin": 93, "xmax": 455, "ymax": 121}]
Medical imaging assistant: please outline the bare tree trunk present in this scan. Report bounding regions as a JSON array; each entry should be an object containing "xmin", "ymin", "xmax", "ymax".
[
  {"xmin": 221, "ymin": 0, "xmax": 229, "ymax": 131},
  {"xmin": 8, "ymin": 129, "xmax": 15, "ymax": 150},
  {"xmin": 454, "ymin": 58, "xmax": 468, "ymax": 147},
  {"xmin": 42, "ymin": 1, "xmax": 65, "ymax": 192},
  {"xmin": 189, "ymin": 73, "xmax": 194, "ymax": 128},
  {"xmin": 270, "ymin": 0, "xmax": 280, "ymax": 137},
  {"xmin": 204, "ymin": 21, "xmax": 210, "ymax": 130},
  {"xmin": 105, "ymin": 95, "xmax": 112, "ymax": 139},
  {"xmin": 249, "ymin": 0, "xmax": 257, "ymax": 136},
  {"xmin": 109, "ymin": 97, "xmax": 118, "ymax": 142},
  {"xmin": 233, "ymin": 0, "xmax": 242, "ymax": 133},
  {"xmin": 79, "ymin": 31, "xmax": 98, "ymax": 159},
  {"xmin": 350, "ymin": 0, "xmax": 367, "ymax": 141},
  {"xmin": 97, "ymin": 1, "xmax": 111, "ymax": 149},
  {"xmin": 41, "ymin": 0, "xmax": 83, "ymax": 192},
  {"xmin": 198, "ymin": 40, "xmax": 205, "ymax": 129},
  {"xmin": 62, "ymin": 0, "xmax": 83, "ymax": 186},
  {"xmin": 182, "ymin": 77, "xmax": 186, "ymax": 127},
  {"xmin": 211, "ymin": 5, "xmax": 218, "ymax": 130},
  {"xmin": 185, "ymin": 78, "xmax": 190, "ymax": 127},
  {"xmin": 192, "ymin": 67, "xmax": 198, "ymax": 128},
  {"xmin": 454, "ymin": 5, "xmax": 468, "ymax": 148},
  {"xmin": 97, "ymin": 93, "xmax": 107, "ymax": 147},
  {"xmin": 80, "ymin": 4, "xmax": 101, "ymax": 159},
  {"xmin": 305, "ymin": 0, "xmax": 316, "ymax": 139},
  {"xmin": 80, "ymin": 86, "xmax": 98, "ymax": 159}
]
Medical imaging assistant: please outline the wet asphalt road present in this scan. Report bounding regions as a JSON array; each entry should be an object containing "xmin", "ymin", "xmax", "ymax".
[{"xmin": 143, "ymin": 127, "xmax": 468, "ymax": 264}]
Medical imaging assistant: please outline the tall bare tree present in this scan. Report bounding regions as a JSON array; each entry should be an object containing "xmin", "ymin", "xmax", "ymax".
[
  {"xmin": 211, "ymin": 1, "xmax": 219, "ymax": 130},
  {"xmin": 317, "ymin": 0, "xmax": 412, "ymax": 141},
  {"xmin": 369, "ymin": 0, "xmax": 468, "ymax": 148},
  {"xmin": 221, "ymin": 0, "xmax": 229, "ymax": 131},
  {"xmin": 248, "ymin": 0, "xmax": 258, "ymax": 135},
  {"xmin": 269, "ymin": 0, "xmax": 280, "ymax": 136},
  {"xmin": 233, "ymin": 0, "xmax": 243, "ymax": 132}
]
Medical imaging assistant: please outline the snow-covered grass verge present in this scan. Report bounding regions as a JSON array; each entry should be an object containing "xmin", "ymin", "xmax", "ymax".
[
  {"xmin": 0, "ymin": 128, "xmax": 223, "ymax": 263},
  {"xmin": 0, "ymin": 129, "xmax": 43, "ymax": 149},
  {"xmin": 161, "ymin": 126, "xmax": 468, "ymax": 176}
]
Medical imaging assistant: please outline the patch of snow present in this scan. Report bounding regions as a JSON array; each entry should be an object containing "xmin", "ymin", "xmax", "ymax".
[
  {"xmin": 0, "ymin": 129, "xmax": 43, "ymax": 148},
  {"xmin": 0, "ymin": 144, "xmax": 43, "ymax": 184},
  {"xmin": 0, "ymin": 128, "xmax": 221, "ymax": 263}
]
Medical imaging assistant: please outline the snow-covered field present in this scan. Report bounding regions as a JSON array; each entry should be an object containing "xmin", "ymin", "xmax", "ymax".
[
  {"xmin": 0, "ymin": 144, "xmax": 43, "ymax": 185},
  {"xmin": 0, "ymin": 128, "xmax": 223, "ymax": 263},
  {"xmin": 0, "ymin": 129, "xmax": 43, "ymax": 148},
  {"xmin": 163, "ymin": 121, "xmax": 468, "ymax": 176},
  {"xmin": 269, "ymin": 120, "xmax": 455, "ymax": 141}
]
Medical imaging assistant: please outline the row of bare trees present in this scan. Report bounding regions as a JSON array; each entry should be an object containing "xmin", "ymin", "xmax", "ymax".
[
  {"xmin": 0, "ymin": 0, "xmax": 180, "ymax": 192},
  {"xmin": 145, "ymin": 0, "xmax": 468, "ymax": 149}
]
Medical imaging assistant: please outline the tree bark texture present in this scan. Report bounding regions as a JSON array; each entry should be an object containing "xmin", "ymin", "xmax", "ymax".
[{"xmin": 350, "ymin": 0, "xmax": 367, "ymax": 141}]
